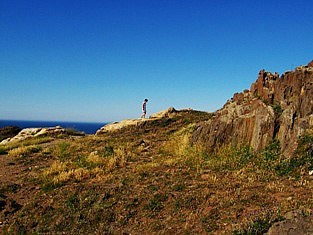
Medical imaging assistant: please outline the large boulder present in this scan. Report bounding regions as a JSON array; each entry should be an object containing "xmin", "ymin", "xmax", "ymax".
[{"xmin": 192, "ymin": 61, "xmax": 313, "ymax": 156}]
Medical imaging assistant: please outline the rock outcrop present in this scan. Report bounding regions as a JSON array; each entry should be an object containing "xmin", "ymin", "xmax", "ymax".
[
  {"xmin": 149, "ymin": 107, "xmax": 178, "ymax": 118},
  {"xmin": 96, "ymin": 107, "xmax": 192, "ymax": 135},
  {"xmin": 96, "ymin": 119, "xmax": 145, "ymax": 134},
  {"xmin": 0, "ymin": 126, "xmax": 67, "ymax": 145},
  {"xmin": 192, "ymin": 61, "xmax": 313, "ymax": 156},
  {"xmin": 266, "ymin": 210, "xmax": 313, "ymax": 235}
]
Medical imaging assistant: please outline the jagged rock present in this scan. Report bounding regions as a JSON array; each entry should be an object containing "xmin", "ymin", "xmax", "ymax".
[
  {"xmin": 266, "ymin": 210, "xmax": 313, "ymax": 235},
  {"xmin": 192, "ymin": 61, "xmax": 313, "ymax": 156},
  {"xmin": 0, "ymin": 126, "xmax": 66, "ymax": 145}
]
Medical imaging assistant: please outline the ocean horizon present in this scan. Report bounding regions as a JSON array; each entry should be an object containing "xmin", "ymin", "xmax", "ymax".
[{"xmin": 0, "ymin": 120, "xmax": 108, "ymax": 134}]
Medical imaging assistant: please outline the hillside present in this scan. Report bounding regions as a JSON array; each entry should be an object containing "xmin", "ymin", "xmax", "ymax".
[{"xmin": 0, "ymin": 62, "xmax": 313, "ymax": 234}]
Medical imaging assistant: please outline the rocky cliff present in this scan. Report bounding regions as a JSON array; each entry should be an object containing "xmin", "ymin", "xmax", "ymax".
[{"xmin": 192, "ymin": 61, "xmax": 313, "ymax": 156}]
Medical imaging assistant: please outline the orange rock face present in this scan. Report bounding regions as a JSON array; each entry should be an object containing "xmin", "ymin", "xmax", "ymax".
[{"xmin": 192, "ymin": 61, "xmax": 313, "ymax": 156}]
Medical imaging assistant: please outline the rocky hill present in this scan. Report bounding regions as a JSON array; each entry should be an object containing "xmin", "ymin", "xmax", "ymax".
[
  {"xmin": 0, "ymin": 61, "xmax": 312, "ymax": 234},
  {"xmin": 96, "ymin": 107, "xmax": 199, "ymax": 135},
  {"xmin": 192, "ymin": 60, "xmax": 313, "ymax": 157}
]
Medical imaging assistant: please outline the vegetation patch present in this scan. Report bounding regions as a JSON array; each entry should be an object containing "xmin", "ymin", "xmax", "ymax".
[
  {"xmin": 273, "ymin": 103, "xmax": 283, "ymax": 116},
  {"xmin": 233, "ymin": 209, "xmax": 284, "ymax": 235},
  {"xmin": 3, "ymin": 136, "xmax": 54, "ymax": 151},
  {"xmin": 144, "ymin": 193, "xmax": 168, "ymax": 212},
  {"xmin": 275, "ymin": 134, "xmax": 313, "ymax": 176},
  {"xmin": 8, "ymin": 145, "xmax": 41, "ymax": 158},
  {"xmin": 262, "ymin": 139, "xmax": 281, "ymax": 161},
  {"xmin": 1, "ymin": 111, "xmax": 312, "ymax": 234},
  {"xmin": 41, "ymin": 139, "xmax": 134, "ymax": 186}
]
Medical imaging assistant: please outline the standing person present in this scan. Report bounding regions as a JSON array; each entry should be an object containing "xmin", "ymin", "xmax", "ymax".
[{"xmin": 141, "ymin": 99, "xmax": 148, "ymax": 118}]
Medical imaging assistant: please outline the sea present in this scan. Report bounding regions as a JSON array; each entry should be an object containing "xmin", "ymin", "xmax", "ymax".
[{"xmin": 0, "ymin": 120, "xmax": 108, "ymax": 134}]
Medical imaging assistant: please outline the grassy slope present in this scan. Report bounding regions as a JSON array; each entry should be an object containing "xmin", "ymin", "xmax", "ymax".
[{"xmin": 1, "ymin": 110, "xmax": 312, "ymax": 234}]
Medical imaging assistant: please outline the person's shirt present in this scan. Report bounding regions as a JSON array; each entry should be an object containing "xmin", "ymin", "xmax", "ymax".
[{"xmin": 142, "ymin": 102, "xmax": 147, "ymax": 112}]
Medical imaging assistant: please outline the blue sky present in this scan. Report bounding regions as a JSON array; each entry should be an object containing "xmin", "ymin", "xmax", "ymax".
[{"xmin": 1, "ymin": 0, "xmax": 312, "ymax": 122}]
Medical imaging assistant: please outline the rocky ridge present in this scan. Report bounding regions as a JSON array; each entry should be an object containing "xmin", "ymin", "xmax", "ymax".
[
  {"xmin": 96, "ymin": 107, "xmax": 182, "ymax": 135},
  {"xmin": 192, "ymin": 61, "xmax": 313, "ymax": 156}
]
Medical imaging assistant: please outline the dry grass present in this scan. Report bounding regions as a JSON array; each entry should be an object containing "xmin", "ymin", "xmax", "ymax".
[
  {"xmin": 3, "ymin": 136, "xmax": 54, "ymax": 151},
  {"xmin": 8, "ymin": 145, "xmax": 41, "ymax": 157},
  {"xmin": 161, "ymin": 125, "xmax": 207, "ymax": 173},
  {"xmin": 41, "ymin": 138, "xmax": 135, "ymax": 185},
  {"xmin": 3, "ymin": 112, "xmax": 312, "ymax": 234}
]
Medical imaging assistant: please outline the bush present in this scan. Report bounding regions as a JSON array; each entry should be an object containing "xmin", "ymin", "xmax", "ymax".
[
  {"xmin": 262, "ymin": 139, "xmax": 281, "ymax": 161},
  {"xmin": 275, "ymin": 134, "xmax": 313, "ymax": 176},
  {"xmin": 273, "ymin": 103, "xmax": 283, "ymax": 115},
  {"xmin": 65, "ymin": 128, "xmax": 85, "ymax": 136},
  {"xmin": 297, "ymin": 134, "xmax": 313, "ymax": 169}
]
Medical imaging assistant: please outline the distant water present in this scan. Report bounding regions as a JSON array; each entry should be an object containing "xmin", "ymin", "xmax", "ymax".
[{"xmin": 0, "ymin": 120, "xmax": 108, "ymax": 134}]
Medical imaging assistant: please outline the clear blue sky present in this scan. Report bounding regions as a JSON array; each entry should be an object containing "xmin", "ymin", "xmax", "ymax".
[{"xmin": 1, "ymin": 0, "xmax": 312, "ymax": 122}]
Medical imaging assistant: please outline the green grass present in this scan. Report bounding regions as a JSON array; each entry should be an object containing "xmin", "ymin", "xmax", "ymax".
[
  {"xmin": 275, "ymin": 134, "xmax": 313, "ymax": 176},
  {"xmin": 262, "ymin": 139, "xmax": 281, "ymax": 161}
]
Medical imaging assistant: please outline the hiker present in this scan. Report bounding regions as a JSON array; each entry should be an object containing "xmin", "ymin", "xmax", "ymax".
[{"xmin": 141, "ymin": 99, "xmax": 148, "ymax": 118}]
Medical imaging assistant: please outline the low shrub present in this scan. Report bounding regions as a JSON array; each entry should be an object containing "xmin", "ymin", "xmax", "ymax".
[
  {"xmin": 275, "ymin": 134, "xmax": 313, "ymax": 176},
  {"xmin": 262, "ymin": 139, "xmax": 281, "ymax": 161},
  {"xmin": 65, "ymin": 128, "xmax": 85, "ymax": 136},
  {"xmin": 273, "ymin": 103, "xmax": 283, "ymax": 115}
]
